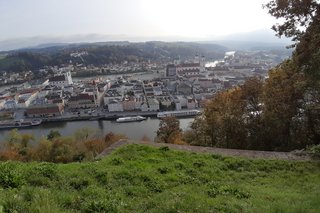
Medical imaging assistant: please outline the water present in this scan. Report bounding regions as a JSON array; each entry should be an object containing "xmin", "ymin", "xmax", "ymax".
[{"xmin": 0, "ymin": 117, "xmax": 194, "ymax": 143}]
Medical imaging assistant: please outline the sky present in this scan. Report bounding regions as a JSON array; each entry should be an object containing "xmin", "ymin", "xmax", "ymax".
[{"xmin": 0, "ymin": 0, "xmax": 277, "ymax": 41}]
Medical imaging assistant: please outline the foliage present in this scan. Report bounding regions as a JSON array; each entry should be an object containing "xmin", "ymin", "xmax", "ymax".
[
  {"xmin": 156, "ymin": 116, "xmax": 182, "ymax": 144},
  {"xmin": 264, "ymin": 0, "xmax": 320, "ymax": 42},
  {"xmin": 47, "ymin": 130, "xmax": 61, "ymax": 141},
  {"xmin": 0, "ymin": 129, "xmax": 127, "ymax": 163},
  {"xmin": 0, "ymin": 144, "xmax": 319, "ymax": 212},
  {"xmin": 189, "ymin": 1, "xmax": 320, "ymax": 151},
  {"xmin": 0, "ymin": 162, "xmax": 24, "ymax": 188},
  {"xmin": 0, "ymin": 42, "xmax": 226, "ymax": 72}
]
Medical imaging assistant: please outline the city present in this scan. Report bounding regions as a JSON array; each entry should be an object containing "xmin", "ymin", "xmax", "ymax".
[
  {"xmin": 0, "ymin": 0, "xmax": 319, "ymax": 212},
  {"xmin": 0, "ymin": 50, "xmax": 285, "ymax": 127}
]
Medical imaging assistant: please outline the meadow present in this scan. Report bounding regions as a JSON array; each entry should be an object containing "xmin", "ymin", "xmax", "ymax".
[{"xmin": 0, "ymin": 144, "xmax": 319, "ymax": 212}]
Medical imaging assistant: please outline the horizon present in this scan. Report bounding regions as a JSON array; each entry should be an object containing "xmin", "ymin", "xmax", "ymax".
[{"xmin": 0, "ymin": 0, "xmax": 291, "ymax": 51}]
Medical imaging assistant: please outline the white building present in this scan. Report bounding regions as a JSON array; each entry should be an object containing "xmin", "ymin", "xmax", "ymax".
[
  {"xmin": 4, "ymin": 99, "xmax": 17, "ymax": 109},
  {"xmin": 108, "ymin": 99, "xmax": 124, "ymax": 112},
  {"xmin": 48, "ymin": 71, "xmax": 73, "ymax": 88},
  {"xmin": 147, "ymin": 98, "xmax": 160, "ymax": 111},
  {"xmin": 104, "ymin": 90, "xmax": 122, "ymax": 107}
]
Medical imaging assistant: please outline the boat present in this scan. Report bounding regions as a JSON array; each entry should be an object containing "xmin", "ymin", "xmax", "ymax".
[
  {"xmin": 116, "ymin": 116, "xmax": 147, "ymax": 123},
  {"xmin": 157, "ymin": 110, "xmax": 201, "ymax": 118},
  {"xmin": 0, "ymin": 119, "xmax": 42, "ymax": 129}
]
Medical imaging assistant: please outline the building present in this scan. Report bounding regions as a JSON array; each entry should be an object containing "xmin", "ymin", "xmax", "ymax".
[
  {"xmin": 166, "ymin": 55, "xmax": 206, "ymax": 78},
  {"xmin": 68, "ymin": 94, "xmax": 97, "ymax": 109},
  {"xmin": 176, "ymin": 82, "xmax": 193, "ymax": 95},
  {"xmin": 3, "ymin": 99, "xmax": 17, "ymax": 109},
  {"xmin": 147, "ymin": 98, "xmax": 160, "ymax": 111},
  {"xmin": 187, "ymin": 97, "xmax": 197, "ymax": 109},
  {"xmin": 48, "ymin": 71, "xmax": 73, "ymax": 88},
  {"xmin": 166, "ymin": 64, "xmax": 177, "ymax": 77},
  {"xmin": 107, "ymin": 99, "xmax": 124, "ymax": 112},
  {"xmin": 122, "ymin": 97, "xmax": 136, "ymax": 111},
  {"xmin": 104, "ymin": 90, "xmax": 122, "ymax": 107},
  {"xmin": 26, "ymin": 104, "xmax": 64, "ymax": 118}
]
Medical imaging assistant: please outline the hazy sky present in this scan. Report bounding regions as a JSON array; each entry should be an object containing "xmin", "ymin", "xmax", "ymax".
[{"xmin": 0, "ymin": 0, "xmax": 276, "ymax": 41}]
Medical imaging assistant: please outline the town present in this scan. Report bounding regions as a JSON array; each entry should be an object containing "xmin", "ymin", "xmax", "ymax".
[{"xmin": 0, "ymin": 50, "xmax": 286, "ymax": 127}]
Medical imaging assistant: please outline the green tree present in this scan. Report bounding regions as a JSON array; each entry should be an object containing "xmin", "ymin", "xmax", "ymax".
[{"xmin": 265, "ymin": 0, "xmax": 320, "ymax": 145}]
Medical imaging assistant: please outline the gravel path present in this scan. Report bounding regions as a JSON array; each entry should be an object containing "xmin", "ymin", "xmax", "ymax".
[{"xmin": 96, "ymin": 140, "xmax": 313, "ymax": 161}]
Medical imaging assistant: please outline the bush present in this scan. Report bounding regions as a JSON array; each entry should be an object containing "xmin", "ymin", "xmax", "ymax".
[
  {"xmin": 0, "ymin": 162, "xmax": 24, "ymax": 188},
  {"xmin": 159, "ymin": 146, "xmax": 170, "ymax": 151},
  {"xmin": 33, "ymin": 163, "xmax": 58, "ymax": 179},
  {"xmin": 157, "ymin": 167, "xmax": 170, "ymax": 174},
  {"xmin": 207, "ymin": 182, "xmax": 250, "ymax": 199},
  {"xmin": 110, "ymin": 157, "xmax": 124, "ymax": 165},
  {"xmin": 306, "ymin": 144, "xmax": 320, "ymax": 157},
  {"xmin": 83, "ymin": 200, "xmax": 118, "ymax": 213},
  {"xmin": 69, "ymin": 178, "xmax": 90, "ymax": 190}
]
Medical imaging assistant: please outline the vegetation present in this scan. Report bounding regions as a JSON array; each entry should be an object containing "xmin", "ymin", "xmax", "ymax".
[
  {"xmin": 185, "ymin": 0, "xmax": 320, "ymax": 151},
  {"xmin": 0, "ymin": 128, "xmax": 126, "ymax": 163},
  {"xmin": 156, "ymin": 116, "xmax": 184, "ymax": 144},
  {"xmin": 0, "ymin": 42, "xmax": 226, "ymax": 72},
  {"xmin": 0, "ymin": 144, "xmax": 318, "ymax": 212}
]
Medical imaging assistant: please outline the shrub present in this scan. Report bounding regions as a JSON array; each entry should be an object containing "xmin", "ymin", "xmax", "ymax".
[
  {"xmin": 69, "ymin": 178, "xmax": 90, "ymax": 190},
  {"xmin": 157, "ymin": 166, "xmax": 170, "ymax": 174},
  {"xmin": 33, "ymin": 163, "xmax": 58, "ymax": 179},
  {"xmin": 193, "ymin": 160, "xmax": 206, "ymax": 168},
  {"xmin": 0, "ymin": 162, "xmax": 24, "ymax": 188},
  {"xmin": 159, "ymin": 146, "xmax": 170, "ymax": 151},
  {"xmin": 110, "ymin": 157, "xmax": 124, "ymax": 165},
  {"xmin": 207, "ymin": 183, "xmax": 250, "ymax": 199},
  {"xmin": 83, "ymin": 200, "xmax": 118, "ymax": 213}
]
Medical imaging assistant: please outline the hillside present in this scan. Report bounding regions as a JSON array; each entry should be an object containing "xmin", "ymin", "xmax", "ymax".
[
  {"xmin": 0, "ymin": 144, "xmax": 319, "ymax": 212},
  {"xmin": 0, "ymin": 42, "xmax": 227, "ymax": 72}
]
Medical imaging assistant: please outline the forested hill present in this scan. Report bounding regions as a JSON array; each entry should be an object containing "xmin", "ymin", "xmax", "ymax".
[{"xmin": 0, "ymin": 42, "xmax": 227, "ymax": 72}]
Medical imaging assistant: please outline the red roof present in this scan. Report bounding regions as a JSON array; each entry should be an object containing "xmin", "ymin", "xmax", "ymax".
[
  {"xmin": 19, "ymin": 88, "xmax": 39, "ymax": 95},
  {"xmin": 26, "ymin": 105, "xmax": 61, "ymax": 115}
]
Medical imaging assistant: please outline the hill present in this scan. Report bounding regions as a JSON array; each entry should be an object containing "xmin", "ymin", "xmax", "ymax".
[
  {"xmin": 0, "ymin": 144, "xmax": 319, "ymax": 212},
  {"xmin": 0, "ymin": 42, "xmax": 227, "ymax": 72}
]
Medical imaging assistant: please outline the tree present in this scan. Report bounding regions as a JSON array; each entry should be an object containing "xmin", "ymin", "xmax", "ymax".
[
  {"xmin": 204, "ymin": 88, "xmax": 247, "ymax": 149},
  {"xmin": 262, "ymin": 60, "xmax": 307, "ymax": 150},
  {"xmin": 264, "ymin": 0, "xmax": 320, "ymax": 42},
  {"xmin": 183, "ymin": 116, "xmax": 210, "ymax": 146},
  {"xmin": 47, "ymin": 130, "xmax": 61, "ymax": 141},
  {"xmin": 265, "ymin": 0, "xmax": 320, "ymax": 145},
  {"xmin": 156, "ymin": 116, "xmax": 182, "ymax": 144}
]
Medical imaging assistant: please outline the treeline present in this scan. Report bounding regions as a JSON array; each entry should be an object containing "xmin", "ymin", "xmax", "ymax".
[
  {"xmin": 156, "ymin": 66, "xmax": 318, "ymax": 151},
  {"xmin": 0, "ymin": 42, "xmax": 226, "ymax": 72},
  {"xmin": 0, "ymin": 129, "xmax": 127, "ymax": 163},
  {"xmin": 182, "ymin": 1, "xmax": 320, "ymax": 151}
]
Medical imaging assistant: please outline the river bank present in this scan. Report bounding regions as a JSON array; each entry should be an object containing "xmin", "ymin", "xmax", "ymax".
[{"xmin": 0, "ymin": 117, "xmax": 194, "ymax": 143}]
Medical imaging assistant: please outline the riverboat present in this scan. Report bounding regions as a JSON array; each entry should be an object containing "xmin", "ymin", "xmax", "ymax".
[
  {"xmin": 157, "ymin": 110, "xmax": 201, "ymax": 118},
  {"xmin": 116, "ymin": 116, "xmax": 147, "ymax": 123},
  {"xmin": 0, "ymin": 119, "xmax": 42, "ymax": 129}
]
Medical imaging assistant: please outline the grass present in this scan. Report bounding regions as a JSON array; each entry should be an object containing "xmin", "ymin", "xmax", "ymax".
[{"xmin": 0, "ymin": 144, "xmax": 319, "ymax": 212}]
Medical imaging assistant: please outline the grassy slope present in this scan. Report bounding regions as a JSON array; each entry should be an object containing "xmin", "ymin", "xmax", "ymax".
[{"xmin": 0, "ymin": 144, "xmax": 319, "ymax": 213}]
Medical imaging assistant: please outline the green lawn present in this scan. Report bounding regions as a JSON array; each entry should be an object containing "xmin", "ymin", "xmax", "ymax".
[{"xmin": 0, "ymin": 144, "xmax": 319, "ymax": 212}]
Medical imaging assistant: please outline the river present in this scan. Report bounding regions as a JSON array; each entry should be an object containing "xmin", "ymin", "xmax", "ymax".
[{"xmin": 0, "ymin": 117, "xmax": 194, "ymax": 143}]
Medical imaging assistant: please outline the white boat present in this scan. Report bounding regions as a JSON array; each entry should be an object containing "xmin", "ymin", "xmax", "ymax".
[
  {"xmin": 0, "ymin": 119, "xmax": 42, "ymax": 129},
  {"xmin": 116, "ymin": 116, "xmax": 147, "ymax": 123},
  {"xmin": 157, "ymin": 110, "xmax": 201, "ymax": 118}
]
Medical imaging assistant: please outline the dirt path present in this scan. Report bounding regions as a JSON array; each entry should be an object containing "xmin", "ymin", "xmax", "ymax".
[{"xmin": 96, "ymin": 140, "xmax": 313, "ymax": 161}]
